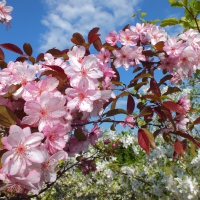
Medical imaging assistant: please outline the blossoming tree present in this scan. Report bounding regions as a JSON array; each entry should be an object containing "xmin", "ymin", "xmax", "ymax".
[{"xmin": 0, "ymin": 0, "xmax": 200, "ymax": 199}]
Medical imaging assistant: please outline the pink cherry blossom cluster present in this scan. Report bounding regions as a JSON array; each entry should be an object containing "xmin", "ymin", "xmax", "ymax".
[
  {"xmin": 106, "ymin": 24, "xmax": 200, "ymax": 84},
  {"xmin": 0, "ymin": 0, "xmax": 12, "ymax": 27},
  {"xmin": 0, "ymin": 45, "xmax": 114, "ymax": 194}
]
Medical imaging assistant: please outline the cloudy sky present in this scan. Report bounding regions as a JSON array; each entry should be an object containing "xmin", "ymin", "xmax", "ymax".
[{"xmin": 0, "ymin": 0, "xmax": 184, "ymax": 61}]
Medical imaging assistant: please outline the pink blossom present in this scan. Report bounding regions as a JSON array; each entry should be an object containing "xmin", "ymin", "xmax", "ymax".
[
  {"xmin": 22, "ymin": 91, "xmax": 66, "ymax": 131},
  {"xmin": 131, "ymin": 46, "xmax": 146, "ymax": 65},
  {"xmin": 120, "ymin": 116, "xmax": 135, "ymax": 128},
  {"xmin": 0, "ymin": 170, "xmax": 41, "ymax": 194},
  {"xmin": 96, "ymin": 47, "xmax": 111, "ymax": 64},
  {"xmin": 105, "ymin": 30, "xmax": 119, "ymax": 46},
  {"xmin": 36, "ymin": 149, "xmax": 67, "ymax": 183},
  {"xmin": 178, "ymin": 97, "xmax": 190, "ymax": 113},
  {"xmin": 43, "ymin": 124, "xmax": 69, "ymax": 155},
  {"xmin": 176, "ymin": 115, "xmax": 189, "ymax": 131},
  {"xmin": 42, "ymin": 53, "xmax": 67, "ymax": 70},
  {"xmin": 66, "ymin": 79, "xmax": 101, "ymax": 112},
  {"xmin": 89, "ymin": 124, "xmax": 103, "ymax": 146},
  {"xmin": 146, "ymin": 25, "xmax": 168, "ymax": 45},
  {"xmin": 113, "ymin": 45, "xmax": 134, "ymax": 70},
  {"xmin": 163, "ymin": 37, "xmax": 185, "ymax": 57},
  {"xmin": 119, "ymin": 29, "xmax": 137, "ymax": 46},
  {"xmin": 67, "ymin": 45, "xmax": 85, "ymax": 62},
  {"xmin": 65, "ymin": 135, "xmax": 90, "ymax": 157},
  {"xmin": 24, "ymin": 76, "xmax": 59, "ymax": 101},
  {"xmin": 0, "ymin": 0, "xmax": 13, "ymax": 26},
  {"xmin": 65, "ymin": 54, "xmax": 103, "ymax": 89},
  {"xmin": 1, "ymin": 125, "xmax": 45, "ymax": 176}
]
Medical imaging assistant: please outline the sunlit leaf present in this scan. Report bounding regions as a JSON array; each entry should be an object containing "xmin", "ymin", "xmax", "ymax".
[
  {"xmin": 163, "ymin": 101, "xmax": 186, "ymax": 114},
  {"xmin": 141, "ymin": 128, "xmax": 156, "ymax": 149},
  {"xmin": 160, "ymin": 18, "xmax": 179, "ymax": 27}
]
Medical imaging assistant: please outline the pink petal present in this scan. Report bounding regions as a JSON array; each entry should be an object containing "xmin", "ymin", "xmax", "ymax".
[{"xmin": 26, "ymin": 148, "xmax": 45, "ymax": 163}]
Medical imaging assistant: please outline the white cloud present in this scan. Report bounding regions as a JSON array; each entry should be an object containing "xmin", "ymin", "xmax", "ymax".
[{"xmin": 39, "ymin": 0, "xmax": 143, "ymax": 51}]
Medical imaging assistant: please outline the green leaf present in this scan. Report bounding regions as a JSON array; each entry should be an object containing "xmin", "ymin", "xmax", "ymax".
[
  {"xmin": 160, "ymin": 18, "xmax": 179, "ymax": 27},
  {"xmin": 140, "ymin": 12, "xmax": 147, "ymax": 17},
  {"xmin": 171, "ymin": 1, "xmax": 184, "ymax": 7}
]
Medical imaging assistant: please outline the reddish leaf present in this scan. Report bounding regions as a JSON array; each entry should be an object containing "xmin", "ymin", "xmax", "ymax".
[
  {"xmin": 194, "ymin": 117, "xmax": 200, "ymax": 125},
  {"xmin": 130, "ymin": 73, "xmax": 152, "ymax": 83},
  {"xmin": 142, "ymin": 50, "xmax": 155, "ymax": 57},
  {"xmin": 88, "ymin": 27, "xmax": 100, "ymax": 41},
  {"xmin": 42, "ymin": 64, "xmax": 65, "ymax": 74},
  {"xmin": 143, "ymin": 94, "xmax": 162, "ymax": 103},
  {"xmin": 122, "ymin": 24, "xmax": 130, "ymax": 31},
  {"xmin": 93, "ymin": 37, "xmax": 102, "ymax": 52},
  {"xmin": 138, "ymin": 106, "xmax": 152, "ymax": 117},
  {"xmin": 138, "ymin": 129, "xmax": 150, "ymax": 154},
  {"xmin": 71, "ymin": 32, "xmax": 85, "ymax": 45},
  {"xmin": 16, "ymin": 57, "xmax": 28, "ymax": 62},
  {"xmin": 162, "ymin": 87, "xmax": 181, "ymax": 96},
  {"xmin": 163, "ymin": 101, "xmax": 186, "ymax": 114},
  {"xmin": 153, "ymin": 106, "xmax": 167, "ymax": 121},
  {"xmin": 182, "ymin": 139, "xmax": 188, "ymax": 152},
  {"xmin": 127, "ymin": 95, "xmax": 135, "ymax": 115},
  {"xmin": 0, "ymin": 60, "xmax": 7, "ymax": 69},
  {"xmin": 174, "ymin": 139, "xmax": 184, "ymax": 155},
  {"xmin": 89, "ymin": 34, "xmax": 100, "ymax": 44},
  {"xmin": 174, "ymin": 131, "xmax": 200, "ymax": 148},
  {"xmin": 0, "ymin": 43, "xmax": 23, "ymax": 55},
  {"xmin": 23, "ymin": 43, "xmax": 33, "ymax": 56},
  {"xmin": 134, "ymin": 81, "xmax": 148, "ymax": 91},
  {"xmin": 158, "ymin": 74, "xmax": 173, "ymax": 86},
  {"xmin": 150, "ymin": 78, "xmax": 161, "ymax": 96},
  {"xmin": 74, "ymin": 129, "xmax": 87, "ymax": 141},
  {"xmin": 36, "ymin": 53, "xmax": 44, "ymax": 62},
  {"xmin": 154, "ymin": 41, "xmax": 164, "ymax": 51},
  {"xmin": 162, "ymin": 107, "xmax": 176, "ymax": 130},
  {"xmin": 0, "ymin": 47, "xmax": 5, "ymax": 60},
  {"xmin": 103, "ymin": 109, "xmax": 128, "ymax": 117},
  {"xmin": 46, "ymin": 48, "xmax": 62, "ymax": 57},
  {"xmin": 141, "ymin": 128, "xmax": 156, "ymax": 149}
]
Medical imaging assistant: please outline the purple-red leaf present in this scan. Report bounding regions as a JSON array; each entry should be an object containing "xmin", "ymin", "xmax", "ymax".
[
  {"xmin": 42, "ymin": 65, "xmax": 65, "ymax": 74},
  {"xmin": 36, "ymin": 53, "xmax": 44, "ymax": 62},
  {"xmin": 88, "ymin": 27, "xmax": 100, "ymax": 41},
  {"xmin": 89, "ymin": 34, "xmax": 101, "ymax": 44},
  {"xmin": 127, "ymin": 95, "xmax": 135, "ymax": 115},
  {"xmin": 71, "ymin": 32, "xmax": 85, "ymax": 45},
  {"xmin": 150, "ymin": 78, "xmax": 161, "ymax": 96},
  {"xmin": 174, "ymin": 139, "xmax": 184, "ymax": 155},
  {"xmin": 138, "ymin": 129, "xmax": 150, "ymax": 154},
  {"xmin": 194, "ymin": 117, "xmax": 200, "ymax": 125},
  {"xmin": 163, "ymin": 101, "xmax": 186, "ymax": 114},
  {"xmin": 0, "ymin": 47, "xmax": 5, "ymax": 60},
  {"xmin": 93, "ymin": 37, "xmax": 102, "ymax": 52},
  {"xmin": 0, "ymin": 43, "xmax": 23, "ymax": 55}
]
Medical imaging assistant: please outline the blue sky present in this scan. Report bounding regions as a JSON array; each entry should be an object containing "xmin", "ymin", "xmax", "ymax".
[
  {"xmin": 1, "ymin": 0, "xmax": 184, "ymax": 61},
  {"xmin": 0, "ymin": 0, "xmax": 184, "ymax": 132}
]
